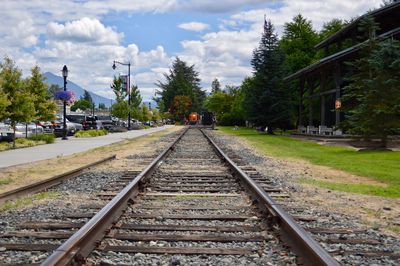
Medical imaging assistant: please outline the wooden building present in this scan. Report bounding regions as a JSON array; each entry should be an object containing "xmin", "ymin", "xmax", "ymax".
[{"xmin": 284, "ymin": 2, "xmax": 400, "ymax": 135}]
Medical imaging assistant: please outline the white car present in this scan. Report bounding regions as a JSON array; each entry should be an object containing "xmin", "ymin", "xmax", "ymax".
[{"xmin": 0, "ymin": 122, "xmax": 44, "ymax": 140}]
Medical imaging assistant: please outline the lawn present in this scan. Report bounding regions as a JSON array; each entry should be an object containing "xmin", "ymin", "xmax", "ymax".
[{"xmin": 219, "ymin": 126, "xmax": 400, "ymax": 198}]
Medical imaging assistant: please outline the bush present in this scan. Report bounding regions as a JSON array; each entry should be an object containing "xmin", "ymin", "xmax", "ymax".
[
  {"xmin": 15, "ymin": 138, "xmax": 37, "ymax": 147},
  {"xmin": 218, "ymin": 113, "xmax": 245, "ymax": 126},
  {"xmin": 28, "ymin": 133, "xmax": 55, "ymax": 144},
  {"xmin": 74, "ymin": 129, "xmax": 108, "ymax": 138}
]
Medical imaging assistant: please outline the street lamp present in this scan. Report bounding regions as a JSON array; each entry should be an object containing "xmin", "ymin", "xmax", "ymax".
[
  {"xmin": 62, "ymin": 65, "xmax": 68, "ymax": 140},
  {"xmin": 112, "ymin": 60, "xmax": 131, "ymax": 129}
]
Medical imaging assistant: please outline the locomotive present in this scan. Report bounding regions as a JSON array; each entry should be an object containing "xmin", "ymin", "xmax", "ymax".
[
  {"xmin": 188, "ymin": 112, "xmax": 200, "ymax": 125},
  {"xmin": 187, "ymin": 112, "xmax": 214, "ymax": 126}
]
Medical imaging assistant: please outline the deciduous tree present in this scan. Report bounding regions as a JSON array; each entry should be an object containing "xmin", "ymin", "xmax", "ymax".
[
  {"xmin": 0, "ymin": 57, "xmax": 35, "ymax": 147},
  {"xmin": 170, "ymin": 95, "xmax": 192, "ymax": 122}
]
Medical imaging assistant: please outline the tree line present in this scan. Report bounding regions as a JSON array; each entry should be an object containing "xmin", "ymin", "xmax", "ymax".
[
  {"xmin": 154, "ymin": 11, "xmax": 399, "ymax": 147},
  {"xmin": 110, "ymin": 76, "xmax": 161, "ymax": 123},
  {"xmin": 0, "ymin": 57, "xmax": 57, "ymax": 146}
]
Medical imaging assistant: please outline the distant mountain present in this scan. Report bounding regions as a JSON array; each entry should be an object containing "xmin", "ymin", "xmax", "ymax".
[{"xmin": 43, "ymin": 72, "xmax": 112, "ymax": 107}]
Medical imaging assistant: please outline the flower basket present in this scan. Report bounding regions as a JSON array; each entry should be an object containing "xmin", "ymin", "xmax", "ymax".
[{"xmin": 54, "ymin": 91, "xmax": 76, "ymax": 105}]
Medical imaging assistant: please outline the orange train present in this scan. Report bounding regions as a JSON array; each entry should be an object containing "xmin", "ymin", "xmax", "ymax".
[{"xmin": 188, "ymin": 112, "xmax": 200, "ymax": 125}]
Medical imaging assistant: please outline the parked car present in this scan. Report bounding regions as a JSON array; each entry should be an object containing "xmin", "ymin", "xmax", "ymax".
[
  {"xmin": 66, "ymin": 114, "xmax": 102, "ymax": 130},
  {"xmin": 53, "ymin": 119, "xmax": 83, "ymax": 137},
  {"xmin": 36, "ymin": 121, "xmax": 54, "ymax": 133},
  {"xmin": 0, "ymin": 123, "xmax": 44, "ymax": 141},
  {"xmin": 96, "ymin": 115, "xmax": 115, "ymax": 130}
]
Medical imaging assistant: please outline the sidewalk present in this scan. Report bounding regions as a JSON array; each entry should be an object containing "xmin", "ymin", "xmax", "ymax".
[{"xmin": 0, "ymin": 126, "xmax": 174, "ymax": 169}]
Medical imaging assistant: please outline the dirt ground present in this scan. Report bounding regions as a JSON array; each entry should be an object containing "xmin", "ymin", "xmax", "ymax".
[{"xmin": 0, "ymin": 127, "xmax": 181, "ymax": 194}]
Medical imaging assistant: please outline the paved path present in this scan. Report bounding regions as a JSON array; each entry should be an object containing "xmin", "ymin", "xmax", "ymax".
[{"xmin": 0, "ymin": 126, "xmax": 175, "ymax": 169}]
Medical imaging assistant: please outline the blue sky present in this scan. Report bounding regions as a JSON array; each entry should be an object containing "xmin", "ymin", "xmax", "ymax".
[{"xmin": 0, "ymin": 0, "xmax": 383, "ymax": 101}]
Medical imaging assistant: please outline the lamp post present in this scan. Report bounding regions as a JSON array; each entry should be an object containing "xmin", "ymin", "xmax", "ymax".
[
  {"xmin": 62, "ymin": 65, "xmax": 68, "ymax": 140},
  {"xmin": 112, "ymin": 60, "xmax": 131, "ymax": 129}
]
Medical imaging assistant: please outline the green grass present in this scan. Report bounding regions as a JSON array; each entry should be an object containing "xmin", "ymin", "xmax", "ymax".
[
  {"xmin": 0, "ymin": 192, "xmax": 59, "ymax": 212},
  {"xmin": 74, "ymin": 129, "xmax": 108, "ymax": 138},
  {"xmin": 219, "ymin": 126, "xmax": 400, "ymax": 198},
  {"xmin": 28, "ymin": 133, "xmax": 55, "ymax": 144},
  {"xmin": 0, "ymin": 136, "xmax": 50, "ymax": 151},
  {"xmin": 0, "ymin": 178, "xmax": 12, "ymax": 185}
]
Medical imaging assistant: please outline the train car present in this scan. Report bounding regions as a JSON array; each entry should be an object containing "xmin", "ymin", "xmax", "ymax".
[
  {"xmin": 201, "ymin": 111, "xmax": 214, "ymax": 126},
  {"xmin": 188, "ymin": 112, "xmax": 200, "ymax": 125}
]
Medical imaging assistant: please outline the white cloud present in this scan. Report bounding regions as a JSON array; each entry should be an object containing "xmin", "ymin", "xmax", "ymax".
[
  {"xmin": 47, "ymin": 17, "xmax": 123, "ymax": 45},
  {"xmin": 178, "ymin": 22, "xmax": 210, "ymax": 32},
  {"xmin": 0, "ymin": 0, "xmax": 384, "ymax": 99}
]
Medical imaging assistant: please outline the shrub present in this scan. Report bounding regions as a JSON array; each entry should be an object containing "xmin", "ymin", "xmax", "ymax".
[
  {"xmin": 28, "ymin": 133, "xmax": 55, "ymax": 144},
  {"xmin": 74, "ymin": 129, "xmax": 108, "ymax": 138},
  {"xmin": 218, "ymin": 113, "xmax": 245, "ymax": 126},
  {"xmin": 15, "ymin": 138, "xmax": 37, "ymax": 147}
]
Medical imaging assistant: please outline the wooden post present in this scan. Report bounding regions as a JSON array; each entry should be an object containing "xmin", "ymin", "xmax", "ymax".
[
  {"xmin": 334, "ymin": 63, "xmax": 342, "ymax": 126},
  {"xmin": 308, "ymin": 80, "xmax": 313, "ymax": 126},
  {"xmin": 299, "ymin": 78, "xmax": 305, "ymax": 127},
  {"xmin": 320, "ymin": 71, "xmax": 327, "ymax": 126},
  {"xmin": 321, "ymin": 96, "xmax": 326, "ymax": 126}
]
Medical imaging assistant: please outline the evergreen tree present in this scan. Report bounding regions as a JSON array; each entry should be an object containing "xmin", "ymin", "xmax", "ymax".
[
  {"xmin": 83, "ymin": 90, "xmax": 93, "ymax": 104},
  {"xmin": 25, "ymin": 66, "xmax": 57, "ymax": 122},
  {"xmin": 211, "ymin": 78, "xmax": 221, "ymax": 94},
  {"xmin": 130, "ymin": 84, "xmax": 142, "ymax": 109},
  {"xmin": 243, "ymin": 19, "xmax": 291, "ymax": 132},
  {"xmin": 156, "ymin": 57, "xmax": 205, "ymax": 113},
  {"xmin": 48, "ymin": 84, "xmax": 62, "ymax": 99},
  {"xmin": 280, "ymin": 14, "xmax": 320, "ymax": 73},
  {"xmin": 130, "ymin": 84, "xmax": 142, "ymax": 119},
  {"xmin": 280, "ymin": 14, "xmax": 319, "ymax": 127},
  {"xmin": 319, "ymin": 19, "xmax": 347, "ymax": 55},
  {"xmin": 111, "ymin": 76, "xmax": 126, "ymax": 102},
  {"xmin": 342, "ymin": 18, "xmax": 400, "ymax": 147}
]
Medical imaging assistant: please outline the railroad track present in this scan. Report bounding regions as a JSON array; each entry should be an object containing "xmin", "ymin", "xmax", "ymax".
[
  {"xmin": 0, "ymin": 155, "xmax": 116, "ymax": 205},
  {"xmin": 0, "ymin": 127, "xmax": 398, "ymax": 265}
]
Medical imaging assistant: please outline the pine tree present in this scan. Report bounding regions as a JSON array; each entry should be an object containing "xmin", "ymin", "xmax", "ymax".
[
  {"xmin": 48, "ymin": 84, "xmax": 62, "ymax": 99},
  {"xmin": 243, "ymin": 19, "xmax": 291, "ymax": 132},
  {"xmin": 211, "ymin": 78, "xmax": 221, "ymax": 94},
  {"xmin": 25, "ymin": 66, "xmax": 57, "ymax": 122},
  {"xmin": 83, "ymin": 90, "xmax": 93, "ymax": 105},
  {"xmin": 342, "ymin": 37, "xmax": 400, "ymax": 147},
  {"xmin": 130, "ymin": 84, "xmax": 142, "ymax": 119},
  {"xmin": 130, "ymin": 84, "xmax": 142, "ymax": 109},
  {"xmin": 110, "ymin": 76, "xmax": 126, "ymax": 102},
  {"xmin": 156, "ymin": 57, "xmax": 205, "ymax": 114}
]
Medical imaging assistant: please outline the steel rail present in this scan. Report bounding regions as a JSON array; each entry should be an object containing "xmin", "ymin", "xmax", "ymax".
[
  {"xmin": 0, "ymin": 155, "xmax": 116, "ymax": 205},
  {"xmin": 41, "ymin": 127, "xmax": 189, "ymax": 266},
  {"xmin": 201, "ymin": 129, "xmax": 340, "ymax": 266}
]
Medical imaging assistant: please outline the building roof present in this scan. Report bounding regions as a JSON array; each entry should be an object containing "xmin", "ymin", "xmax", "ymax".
[
  {"xmin": 315, "ymin": 2, "xmax": 400, "ymax": 49},
  {"xmin": 284, "ymin": 26, "xmax": 400, "ymax": 82}
]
